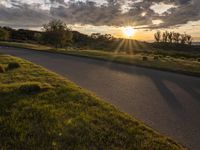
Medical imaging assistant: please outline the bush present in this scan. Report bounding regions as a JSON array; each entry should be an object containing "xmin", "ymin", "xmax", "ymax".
[
  {"xmin": 7, "ymin": 62, "xmax": 20, "ymax": 70},
  {"xmin": 142, "ymin": 56, "xmax": 148, "ymax": 61},
  {"xmin": 19, "ymin": 82, "xmax": 42, "ymax": 94},
  {"xmin": 180, "ymin": 57, "xmax": 185, "ymax": 60},
  {"xmin": 0, "ymin": 65, "xmax": 5, "ymax": 73},
  {"xmin": 197, "ymin": 58, "xmax": 200, "ymax": 62},
  {"xmin": 154, "ymin": 56, "xmax": 159, "ymax": 60}
]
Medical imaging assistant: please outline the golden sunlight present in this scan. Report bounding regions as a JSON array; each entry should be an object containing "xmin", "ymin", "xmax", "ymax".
[{"xmin": 122, "ymin": 27, "xmax": 135, "ymax": 38}]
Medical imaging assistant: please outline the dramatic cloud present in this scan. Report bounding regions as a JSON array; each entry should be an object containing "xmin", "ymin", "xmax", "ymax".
[{"xmin": 0, "ymin": 0, "xmax": 199, "ymax": 29}]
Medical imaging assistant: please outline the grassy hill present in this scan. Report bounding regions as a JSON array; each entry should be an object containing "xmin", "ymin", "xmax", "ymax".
[{"xmin": 0, "ymin": 54, "xmax": 185, "ymax": 149}]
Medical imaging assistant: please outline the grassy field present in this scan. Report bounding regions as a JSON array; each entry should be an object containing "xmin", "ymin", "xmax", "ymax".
[
  {"xmin": 0, "ymin": 54, "xmax": 186, "ymax": 149},
  {"xmin": 0, "ymin": 41, "xmax": 200, "ymax": 76}
]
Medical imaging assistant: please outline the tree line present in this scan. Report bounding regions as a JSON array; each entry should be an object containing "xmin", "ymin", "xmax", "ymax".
[
  {"xmin": 0, "ymin": 20, "xmax": 115, "ymax": 49},
  {"xmin": 0, "ymin": 20, "xmax": 197, "ymax": 52},
  {"xmin": 154, "ymin": 31, "xmax": 192, "ymax": 45}
]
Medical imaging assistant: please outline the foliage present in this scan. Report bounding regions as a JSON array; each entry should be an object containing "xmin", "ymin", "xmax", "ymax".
[
  {"xmin": 0, "ymin": 41, "xmax": 200, "ymax": 76},
  {"xmin": 0, "ymin": 28, "xmax": 9, "ymax": 41},
  {"xmin": 42, "ymin": 20, "xmax": 73, "ymax": 48},
  {"xmin": 34, "ymin": 33, "xmax": 43, "ymax": 43},
  {"xmin": 0, "ymin": 24, "xmax": 198, "ymax": 54}
]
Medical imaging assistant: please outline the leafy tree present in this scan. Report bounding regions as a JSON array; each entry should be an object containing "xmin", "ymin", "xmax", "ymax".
[
  {"xmin": 0, "ymin": 28, "xmax": 9, "ymax": 41},
  {"xmin": 34, "ymin": 33, "xmax": 42, "ymax": 43},
  {"xmin": 42, "ymin": 20, "xmax": 73, "ymax": 48}
]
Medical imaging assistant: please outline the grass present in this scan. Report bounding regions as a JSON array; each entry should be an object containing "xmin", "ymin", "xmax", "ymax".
[
  {"xmin": 0, "ymin": 54, "xmax": 186, "ymax": 149},
  {"xmin": 0, "ymin": 41, "xmax": 200, "ymax": 76}
]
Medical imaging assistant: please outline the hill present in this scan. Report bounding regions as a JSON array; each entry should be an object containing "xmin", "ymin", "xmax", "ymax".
[{"xmin": 0, "ymin": 54, "xmax": 185, "ymax": 149}]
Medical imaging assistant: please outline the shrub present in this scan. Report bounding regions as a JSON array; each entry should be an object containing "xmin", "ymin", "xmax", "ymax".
[
  {"xmin": 19, "ymin": 82, "xmax": 42, "ymax": 94},
  {"xmin": 7, "ymin": 62, "xmax": 20, "ymax": 70},
  {"xmin": 197, "ymin": 58, "xmax": 200, "ymax": 62},
  {"xmin": 142, "ymin": 56, "xmax": 148, "ymax": 61},
  {"xmin": 180, "ymin": 57, "xmax": 185, "ymax": 60},
  {"xmin": 0, "ymin": 65, "xmax": 5, "ymax": 73},
  {"xmin": 154, "ymin": 56, "xmax": 159, "ymax": 60}
]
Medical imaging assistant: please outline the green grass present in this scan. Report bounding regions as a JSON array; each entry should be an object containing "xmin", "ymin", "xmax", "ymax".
[
  {"xmin": 0, "ymin": 41, "xmax": 200, "ymax": 76},
  {"xmin": 0, "ymin": 54, "xmax": 186, "ymax": 149}
]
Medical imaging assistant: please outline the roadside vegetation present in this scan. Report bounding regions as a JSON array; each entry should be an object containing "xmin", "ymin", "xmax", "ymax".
[
  {"xmin": 0, "ymin": 41, "xmax": 200, "ymax": 76},
  {"xmin": 0, "ymin": 54, "xmax": 186, "ymax": 149},
  {"xmin": 0, "ymin": 20, "xmax": 200, "ymax": 76}
]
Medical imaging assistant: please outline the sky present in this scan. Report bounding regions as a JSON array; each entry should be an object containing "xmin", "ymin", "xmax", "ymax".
[{"xmin": 0, "ymin": 0, "xmax": 200, "ymax": 42}]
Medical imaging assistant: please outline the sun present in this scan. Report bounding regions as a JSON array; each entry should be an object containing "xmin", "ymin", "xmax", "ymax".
[{"xmin": 122, "ymin": 27, "xmax": 135, "ymax": 38}]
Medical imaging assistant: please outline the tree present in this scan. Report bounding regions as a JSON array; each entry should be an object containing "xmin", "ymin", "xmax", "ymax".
[
  {"xmin": 186, "ymin": 34, "xmax": 192, "ymax": 45},
  {"xmin": 42, "ymin": 20, "xmax": 73, "ymax": 48},
  {"xmin": 154, "ymin": 31, "xmax": 161, "ymax": 42},
  {"xmin": 91, "ymin": 33, "xmax": 101, "ymax": 39},
  {"xmin": 162, "ymin": 31, "xmax": 168, "ymax": 42},
  {"xmin": 172, "ymin": 32, "xmax": 180, "ymax": 43},
  {"xmin": 168, "ymin": 32, "xmax": 173, "ymax": 43},
  {"xmin": 34, "ymin": 33, "xmax": 42, "ymax": 43},
  {"xmin": 180, "ymin": 33, "xmax": 189, "ymax": 44},
  {"xmin": 154, "ymin": 31, "xmax": 192, "ymax": 45},
  {"xmin": 0, "ymin": 28, "xmax": 9, "ymax": 41}
]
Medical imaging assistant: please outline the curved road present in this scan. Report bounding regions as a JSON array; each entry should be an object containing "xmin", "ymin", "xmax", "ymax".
[{"xmin": 1, "ymin": 47, "xmax": 200, "ymax": 149}]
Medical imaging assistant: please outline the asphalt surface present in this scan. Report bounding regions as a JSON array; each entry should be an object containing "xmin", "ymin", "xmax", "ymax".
[{"xmin": 0, "ymin": 47, "xmax": 200, "ymax": 149}]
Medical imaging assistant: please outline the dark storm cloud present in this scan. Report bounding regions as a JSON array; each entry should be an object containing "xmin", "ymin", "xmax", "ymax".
[
  {"xmin": 148, "ymin": 0, "xmax": 200, "ymax": 28},
  {"xmin": 0, "ymin": 0, "xmax": 199, "ymax": 29},
  {"xmin": 0, "ymin": 2, "xmax": 50, "ymax": 27}
]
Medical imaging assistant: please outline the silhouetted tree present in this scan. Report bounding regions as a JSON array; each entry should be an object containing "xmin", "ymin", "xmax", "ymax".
[
  {"xmin": 186, "ymin": 34, "xmax": 192, "ymax": 45},
  {"xmin": 42, "ymin": 19, "xmax": 73, "ymax": 48},
  {"xmin": 162, "ymin": 31, "xmax": 168, "ymax": 42},
  {"xmin": 154, "ymin": 31, "xmax": 161, "ymax": 42},
  {"xmin": 180, "ymin": 33, "xmax": 187, "ymax": 44},
  {"xmin": 154, "ymin": 31, "xmax": 192, "ymax": 45},
  {"xmin": 172, "ymin": 32, "xmax": 180, "ymax": 43},
  {"xmin": 168, "ymin": 32, "xmax": 173, "ymax": 43}
]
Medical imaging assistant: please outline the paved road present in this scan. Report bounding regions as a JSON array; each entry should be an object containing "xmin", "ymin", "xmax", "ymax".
[{"xmin": 1, "ymin": 47, "xmax": 200, "ymax": 149}]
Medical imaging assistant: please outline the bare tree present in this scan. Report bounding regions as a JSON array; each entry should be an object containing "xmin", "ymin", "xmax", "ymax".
[
  {"xmin": 172, "ymin": 32, "xmax": 180, "ymax": 43},
  {"xmin": 186, "ymin": 34, "xmax": 192, "ymax": 45},
  {"xmin": 154, "ymin": 31, "xmax": 161, "ymax": 42},
  {"xmin": 154, "ymin": 31, "xmax": 192, "ymax": 45},
  {"xmin": 162, "ymin": 31, "xmax": 169, "ymax": 42},
  {"xmin": 180, "ymin": 33, "xmax": 187, "ymax": 44},
  {"xmin": 168, "ymin": 32, "xmax": 173, "ymax": 43}
]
